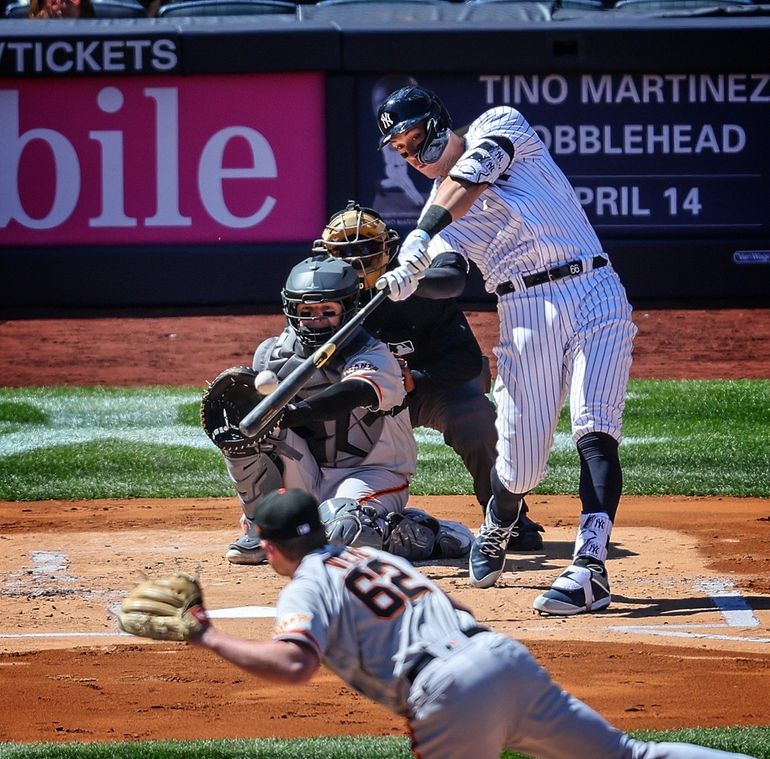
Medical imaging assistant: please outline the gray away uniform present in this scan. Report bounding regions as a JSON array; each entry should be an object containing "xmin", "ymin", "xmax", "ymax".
[
  {"xmin": 226, "ymin": 327, "xmax": 416, "ymax": 519},
  {"xmin": 273, "ymin": 544, "xmax": 756, "ymax": 759}
]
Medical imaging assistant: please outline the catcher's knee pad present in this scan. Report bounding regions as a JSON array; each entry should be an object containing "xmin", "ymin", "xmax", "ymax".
[
  {"xmin": 224, "ymin": 451, "xmax": 283, "ymax": 519},
  {"xmin": 434, "ymin": 518, "xmax": 473, "ymax": 559},
  {"xmin": 319, "ymin": 498, "xmax": 385, "ymax": 549}
]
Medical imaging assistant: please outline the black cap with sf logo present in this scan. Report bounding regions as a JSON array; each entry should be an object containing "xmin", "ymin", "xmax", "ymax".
[{"xmin": 253, "ymin": 488, "xmax": 324, "ymax": 541}]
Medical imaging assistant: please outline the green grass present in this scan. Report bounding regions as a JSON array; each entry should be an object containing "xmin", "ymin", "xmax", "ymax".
[
  {"xmin": 1, "ymin": 729, "xmax": 769, "ymax": 759},
  {"xmin": 542, "ymin": 379, "xmax": 770, "ymax": 497},
  {"xmin": 0, "ymin": 380, "xmax": 768, "ymax": 500},
  {"xmin": 1, "ymin": 383, "xmax": 768, "ymax": 756}
]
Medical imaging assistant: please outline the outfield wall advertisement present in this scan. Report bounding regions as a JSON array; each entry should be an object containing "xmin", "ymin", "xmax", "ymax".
[
  {"xmin": 2, "ymin": 17, "xmax": 769, "ymax": 305},
  {"xmin": 356, "ymin": 72, "xmax": 770, "ymax": 243},
  {"xmin": 0, "ymin": 73, "xmax": 326, "ymax": 245}
]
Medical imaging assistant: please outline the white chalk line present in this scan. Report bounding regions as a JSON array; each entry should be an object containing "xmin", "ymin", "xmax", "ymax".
[
  {"xmin": 608, "ymin": 578, "xmax": 767, "ymax": 644},
  {"xmin": 610, "ymin": 628, "xmax": 770, "ymax": 644},
  {"xmin": 0, "ymin": 605, "xmax": 277, "ymax": 639},
  {"xmin": 2, "ymin": 556, "xmax": 765, "ymax": 643},
  {"xmin": 207, "ymin": 605, "xmax": 277, "ymax": 619}
]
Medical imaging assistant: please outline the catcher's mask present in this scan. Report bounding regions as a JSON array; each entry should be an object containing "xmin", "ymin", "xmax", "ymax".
[
  {"xmin": 312, "ymin": 201, "xmax": 400, "ymax": 290},
  {"xmin": 376, "ymin": 86, "xmax": 453, "ymax": 165},
  {"xmin": 282, "ymin": 256, "xmax": 361, "ymax": 349}
]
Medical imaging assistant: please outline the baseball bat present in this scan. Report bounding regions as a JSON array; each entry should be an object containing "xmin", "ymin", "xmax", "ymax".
[{"xmin": 239, "ymin": 289, "xmax": 389, "ymax": 439}]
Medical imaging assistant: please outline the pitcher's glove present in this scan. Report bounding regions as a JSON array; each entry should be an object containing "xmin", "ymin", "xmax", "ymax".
[
  {"xmin": 118, "ymin": 573, "xmax": 209, "ymax": 642},
  {"xmin": 200, "ymin": 366, "xmax": 283, "ymax": 454}
]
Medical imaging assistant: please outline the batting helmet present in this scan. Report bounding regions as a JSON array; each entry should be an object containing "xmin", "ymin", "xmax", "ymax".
[
  {"xmin": 376, "ymin": 86, "xmax": 452, "ymax": 165},
  {"xmin": 282, "ymin": 257, "xmax": 361, "ymax": 348},
  {"xmin": 312, "ymin": 201, "xmax": 400, "ymax": 290}
]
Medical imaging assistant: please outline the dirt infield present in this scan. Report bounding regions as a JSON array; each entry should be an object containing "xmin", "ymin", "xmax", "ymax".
[{"xmin": 1, "ymin": 306, "xmax": 769, "ymax": 744}]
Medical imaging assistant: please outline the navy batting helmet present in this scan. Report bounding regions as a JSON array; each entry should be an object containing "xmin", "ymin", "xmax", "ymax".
[
  {"xmin": 282, "ymin": 257, "xmax": 361, "ymax": 348},
  {"xmin": 376, "ymin": 86, "xmax": 452, "ymax": 165}
]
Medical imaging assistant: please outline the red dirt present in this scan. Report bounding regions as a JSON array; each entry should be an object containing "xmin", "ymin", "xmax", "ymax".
[{"xmin": 0, "ymin": 306, "xmax": 769, "ymax": 745}]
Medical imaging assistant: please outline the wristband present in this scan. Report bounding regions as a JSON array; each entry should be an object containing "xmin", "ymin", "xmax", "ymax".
[{"xmin": 417, "ymin": 205, "xmax": 452, "ymax": 238}]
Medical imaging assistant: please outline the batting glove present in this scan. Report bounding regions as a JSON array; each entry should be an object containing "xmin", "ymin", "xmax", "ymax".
[
  {"xmin": 376, "ymin": 265, "xmax": 420, "ymax": 302},
  {"xmin": 397, "ymin": 229, "xmax": 432, "ymax": 275}
]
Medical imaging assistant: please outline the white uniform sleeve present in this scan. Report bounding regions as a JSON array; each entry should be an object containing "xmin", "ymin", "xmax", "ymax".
[
  {"xmin": 424, "ymin": 231, "xmax": 457, "ymax": 261},
  {"xmin": 449, "ymin": 106, "xmax": 540, "ymax": 187},
  {"xmin": 341, "ymin": 339, "xmax": 406, "ymax": 412},
  {"xmin": 449, "ymin": 137, "xmax": 512, "ymax": 186}
]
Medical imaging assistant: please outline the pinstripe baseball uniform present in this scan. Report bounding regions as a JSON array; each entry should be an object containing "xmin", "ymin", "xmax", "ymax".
[
  {"xmin": 376, "ymin": 90, "xmax": 637, "ymax": 609},
  {"xmin": 272, "ymin": 543, "xmax": 753, "ymax": 759},
  {"xmin": 426, "ymin": 106, "xmax": 636, "ymax": 493}
]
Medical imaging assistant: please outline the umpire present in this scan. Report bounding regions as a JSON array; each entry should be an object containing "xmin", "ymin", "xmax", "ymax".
[
  {"xmin": 120, "ymin": 488, "xmax": 757, "ymax": 759},
  {"xmin": 316, "ymin": 201, "xmax": 544, "ymax": 549}
]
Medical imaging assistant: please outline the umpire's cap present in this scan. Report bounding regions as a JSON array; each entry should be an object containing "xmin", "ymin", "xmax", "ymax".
[{"xmin": 253, "ymin": 488, "xmax": 324, "ymax": 541}]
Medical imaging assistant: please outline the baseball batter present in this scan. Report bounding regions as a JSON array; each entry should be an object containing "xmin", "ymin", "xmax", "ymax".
[
  {"xmin": 375, "ymin": 86, "xmax": 638, "ymax": 614},
  {"xmin": 222, "ymin": 256, "xmax": 471, "ymax": 566},
  {"xmin": 119, "ymin": 488, "xmax": 757, "ymax": 759}
]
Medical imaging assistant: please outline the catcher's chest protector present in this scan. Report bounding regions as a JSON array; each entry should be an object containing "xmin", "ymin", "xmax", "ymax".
[
  {"xmin": 255, "ymin": 329, "xmax": 396, "ymax": 469},
  {"xmin": 255, "ymin": 330, "xmax": 346, "ymax": 399}
]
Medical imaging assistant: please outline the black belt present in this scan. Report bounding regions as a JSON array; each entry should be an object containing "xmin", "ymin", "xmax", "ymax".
[
  {"xmin": 406, "ymin": 625, "xmax": 490, "ymax": 684},
  {"xmin": 495, "ymin": 255, "xmax": 607, "ymax": 297}
]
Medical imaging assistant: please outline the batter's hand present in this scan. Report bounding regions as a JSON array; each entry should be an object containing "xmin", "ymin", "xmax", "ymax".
[
  {"xmin": 376, "ymin": 265, "xmax": 420, "ymax": 301},
  {"xmin": 397, "ymin": 229, "xmax": 432, "ymax": 275}
]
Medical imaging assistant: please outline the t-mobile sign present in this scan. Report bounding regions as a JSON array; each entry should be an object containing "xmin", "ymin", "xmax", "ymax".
[{"xmin": 0, "ymin": 73, "xmax": 325, "ymax": 245}]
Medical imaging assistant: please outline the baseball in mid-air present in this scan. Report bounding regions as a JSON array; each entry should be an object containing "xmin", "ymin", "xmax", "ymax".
[{"xmin": 254, "ymin": 370, "xmax": 280, "ymax": 395}]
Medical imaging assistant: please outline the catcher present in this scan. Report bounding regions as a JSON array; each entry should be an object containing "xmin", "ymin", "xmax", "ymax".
[
  {"xmin": 200, "ymin": 256, "xmax": 472, "ymax": 565},
  {"xmin": 118, "ymin": 488, "xmax": 756, "ymax": 759}
]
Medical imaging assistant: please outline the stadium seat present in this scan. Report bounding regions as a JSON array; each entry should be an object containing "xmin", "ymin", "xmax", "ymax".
[
  {"xmin": 156, "ymin": 0, "xmax": 295, "ymax": 15},
  {"xmin": 314, "ymin": 0, "xmax": 449, "ymax": 5},
  {"xmin": 557, "ymin": 0, "xmax": 605, "ymax": 7},
  {"xmin": 613, "ymin": 0, "xmax": 753, "ymax": 9},
  {"xmin": 550, "ymin": 0, "xmax": 607, "ymax": 18},
  {"xmin": 92, "ymin": 0, "xmax": 147, "ymax": 16},
  {"xmin": 3, "ymin": 0, "xmax": 29, "ymax": 16},
  {"xmin": 461, "ymin": 0, "xmax": 552, "ymax": 19},
  {"xmin": 301, "ymin": 0, "xmax": 453, "ymax": 21}
]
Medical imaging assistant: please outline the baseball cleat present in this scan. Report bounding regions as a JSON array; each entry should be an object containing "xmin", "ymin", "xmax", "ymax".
[
  {"xmin": 225, "ymin": 532, "xmax": 266, "ymax": 565},
  {"xmin": 506, "ymin": 512, "xmax": 545, "ymax": 552},
  {"xmin": 533, "ymin": 556, "xmax": 611, "ymax": 616},
  {"xmin": 468, "ymin": 507, "xmax": 516, "ymax": 588}
]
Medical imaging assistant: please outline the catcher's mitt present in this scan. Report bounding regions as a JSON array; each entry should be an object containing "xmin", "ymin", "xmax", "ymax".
[
  {"xmin": 118, "ymin": 573, "xmax": 209, "ymax": 642},
  {"xmin": 200, "ymin": 366, "xmax": 284, "ymax": 454}
]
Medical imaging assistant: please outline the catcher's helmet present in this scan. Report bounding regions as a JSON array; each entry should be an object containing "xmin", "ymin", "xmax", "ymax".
[
  {"xmin": 376, "ymin": 86, "xmax": 452, "ymax": 165},
  {"xmin": 282, "ymin": 256, "xmax": 361, "ymax": 348},
  {"xmin": 312, "ymin": 201, "xmax": 400, "ymax": 290}
]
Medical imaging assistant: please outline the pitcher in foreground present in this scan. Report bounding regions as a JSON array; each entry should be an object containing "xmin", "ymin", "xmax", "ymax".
[{"xmin": 119, "ymin": 488, "xmax": 755, "ymax": 759}]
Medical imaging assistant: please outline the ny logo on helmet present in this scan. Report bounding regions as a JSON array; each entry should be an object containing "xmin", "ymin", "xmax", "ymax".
[{"xmin": 380, "ymin": 112, "xmax": 393, "ymax": 129}]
